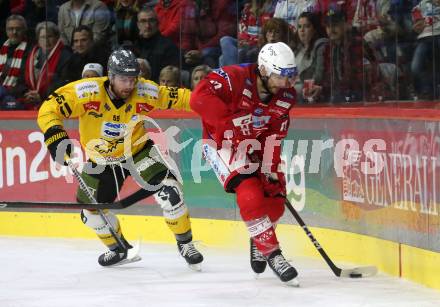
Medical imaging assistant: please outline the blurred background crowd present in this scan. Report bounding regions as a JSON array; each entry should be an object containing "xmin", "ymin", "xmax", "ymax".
[{"xmin": 0, "ymin": 0, "xmax": 438, "ymax": 110}]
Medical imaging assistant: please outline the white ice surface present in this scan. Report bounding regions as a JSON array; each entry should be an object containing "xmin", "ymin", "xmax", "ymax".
[{"xmin": 1, "ymin": 236, "xmax": 440, "ymax": 307}]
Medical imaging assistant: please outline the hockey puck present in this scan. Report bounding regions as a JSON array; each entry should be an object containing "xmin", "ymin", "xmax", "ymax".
[{"xmin": 349, "ymin": 273, "xmax": 362, "ymax": 278}]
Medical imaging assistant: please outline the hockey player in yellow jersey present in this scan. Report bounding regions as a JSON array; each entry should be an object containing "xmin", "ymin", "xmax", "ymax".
[{"xmin": 37, "ymin": 49, "xmax": 204, "ymax": 268}]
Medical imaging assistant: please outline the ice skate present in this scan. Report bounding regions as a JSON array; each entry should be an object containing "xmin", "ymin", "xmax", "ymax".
[
  {"xmin": 267, "ymin": 249, "xmax": 299, "ymax": 287},
  {"xmin": 98, "ymin": 238, "xmax": 141, "ymax": 267},
  {"xmin": 250, "ymin": 238, "xmax": 267, "ymax": 276},
  {"xmin": 177, "ymin": 240, "xmax": 204, "ymax": 271}
]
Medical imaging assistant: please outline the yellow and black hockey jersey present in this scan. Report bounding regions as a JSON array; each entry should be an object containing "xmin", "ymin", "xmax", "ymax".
[{"xmin": 37, "ymin": 77, "xmax": 191, "ymax": 164}]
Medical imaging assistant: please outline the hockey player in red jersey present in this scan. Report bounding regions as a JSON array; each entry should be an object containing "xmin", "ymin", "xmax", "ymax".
[{"xmin": 190, "ymin": 42, "xmax": 299, "ymax": 285}]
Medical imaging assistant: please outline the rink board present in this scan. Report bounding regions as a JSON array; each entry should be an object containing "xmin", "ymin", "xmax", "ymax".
[{"xmin": 0, "ymin": 211, "xmax": 438, "ymax": 291}]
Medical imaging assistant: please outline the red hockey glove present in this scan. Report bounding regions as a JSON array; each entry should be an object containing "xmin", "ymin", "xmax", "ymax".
[{"xmin": 260, "ymin": 171, "xmax": 286, "ymax": 198}]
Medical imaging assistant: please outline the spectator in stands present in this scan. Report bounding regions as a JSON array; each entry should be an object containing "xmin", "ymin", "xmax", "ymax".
[
  {"xmin": 219, "ymin": 0, "xmax": 276, "ymax": 66},
  {"xmin": 60, "ymin": 25, "xmax": 110, "ymax": 84},
  {"xmin": 273, "ymin": 0, "xmax": 320, "ymax": 31},
  {"xmin": 363, "ymin": 0, "xmax": 413, "ymax": 100},
  {"xmin": 137, "ymin": 58, "xmax": 152, "ymax": 79},
  {"xmin": 190, "ymin": 64, "xmax": 211, "ymax": 90},
  {"xmin": 134, "ymin": 6, "xmax": 180, "ymax": 82},
  {"xmin": 114, "ymin": 0, "xmax": 141, "ymax": 46},
  {"xmin": 24, "ymin": 0, "xmax": 58, "ymax": 37},
  {"xmin": 184, "ymin": 0, "xmax": 237, "ymax": 68},
  {"xmin": 155, "ymin": 0, "xmax": 198, "ymax": 51},
  {"xmin": 23, "ymin": 21, "xmax": 72, "ymax": 109},
  {"xmin": 0, "ymin": 2, "xmax": 11, "ymax": 43},
  {"xmin": 259, "ymin": 17, "xmax": 297, "ymax": 50},
  {"xmin": 411, "ymin": 0, "xmax": 440, "ymax": 100},
  {"xmin": 0, "ymin": 15, "xmax": 31, "ymax": 110},
  {"xmin": 81, "ymin": 62, "xmax": 103, "ymax": 78},
  {"xmin": 321, "ymin": 7, "xmax": 377, "ymax": 103},
  {"xmin": 350, "ymin": 0, "xmax": 382, "ymax": 33},
  {"xmin": 0, "ymin": 84, "xmax": 18, "ymax": 110},
  {"xmin": 159, "ymin": 65, "xmax": 180, "ymax": 87},
  {"xmin": 294, "ymin": 12, "xmax": 328, "ymax": 104},
  {"xmin": 317, "ymin": 0, "xmax": 356, "ymax": 25},
  {"xmin": 58, "ymin": 0, "xmax": 112, "ymax": 46}
]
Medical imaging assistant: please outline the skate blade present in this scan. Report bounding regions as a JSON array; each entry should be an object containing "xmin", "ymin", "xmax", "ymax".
[
  {"xmin": 188, "ymin": 263, "xmax": 202, "ymax": 271},
  {"xmin": 110, "ymin": 255, "xmax": 142, "ymax": 267},
  {"xmin": 127, "ymin": 240, "xmax": 141, "ymax": 260},
  {"xmin": 284, "ymin": 278, "xmax": 300, "ymax": 287},
  {"xmin": 108, "ymin": 240, "xmax": 142, "ymax": 267}
]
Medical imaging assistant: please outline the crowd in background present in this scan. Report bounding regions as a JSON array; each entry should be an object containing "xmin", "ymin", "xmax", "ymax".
[{"xmin": 0, "ymin": 0, "xmax": 439, "ymax": 110}]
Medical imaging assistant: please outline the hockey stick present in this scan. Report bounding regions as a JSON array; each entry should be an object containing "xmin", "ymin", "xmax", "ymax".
[
  {"xmin": 65, "ymin": 158, "xmax": 130, "ymax": 250},
  {"xmin": 0, "ymin": 189, "xmax": 156, "ymax": 210},
  {"xmin": 284, "ymin": 198, "xmax": 377, "ymax": 278}
]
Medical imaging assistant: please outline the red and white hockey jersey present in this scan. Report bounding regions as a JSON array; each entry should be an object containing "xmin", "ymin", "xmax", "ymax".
[{"xmin": 190, "ymin": 63, "xmax": 297, "ymax": 172}]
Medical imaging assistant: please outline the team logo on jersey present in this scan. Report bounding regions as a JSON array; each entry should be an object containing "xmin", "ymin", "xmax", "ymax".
[
  {"xmin": 104, "ymin": 103, "xmax": 111, "ymax": 111},
  {"xmin": 252, "ymin": 115, "xmax": 271, "ymax": 129},
  {"xmin": 254, "ymin": 108, "xmax": 263, "ymax": 115},
  {"xmin": 75, "ymin": 81, "xmax": 99, "ymax": 99},
  {"xmin": 243, "ymin": 88, "xmax": 252, "ymax": 98},
  {"xmin": 101, "ymin": 122, "xmax": 127, "ymax": 139},
  {"xmin": 83, "ymin": 101, "xmax": 100, "ymax": 112},
  {"xmin": 94, "ymin": 138, "xmax": 124, "ymax": 154},
  {"xmin": 275, "ymin": 100, "xmax": 291, "ymax": 109},
  {"xmin": 137, "ymin": 82, "xmax": 158, "ymax": 98},
  {"xmin": 232, "ymin": 114, "xmax": 252, "ymax": 135},
  {"xmin": 136, "ymin": 102, "xmax": 154, "ymax": 113}
]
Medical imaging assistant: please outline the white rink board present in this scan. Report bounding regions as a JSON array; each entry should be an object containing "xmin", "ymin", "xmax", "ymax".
[{"xmin": 1, "ymin": 237, "xmax": 439, "ymax": 307}]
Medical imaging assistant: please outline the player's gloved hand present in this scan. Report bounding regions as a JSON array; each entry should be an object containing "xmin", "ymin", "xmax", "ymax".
[
  {"xmin": 44, "ymin": 125, "xmax": 73, "ymax": 166},
  {"xmin": 261, "ymin": 171, "xmax": 286, "ymax": 198}
]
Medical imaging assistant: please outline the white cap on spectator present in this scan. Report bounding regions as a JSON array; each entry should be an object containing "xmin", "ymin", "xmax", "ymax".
[{"xmin": 82, "ymin": 63, "xmax": 104, "ymax": 78}]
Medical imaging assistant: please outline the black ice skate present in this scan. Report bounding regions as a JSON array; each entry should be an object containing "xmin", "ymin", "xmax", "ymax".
[
  {"xmin": 177, "ymin": 240, "xmax": 204, "ymax": 271},
  {"xmin": 250, "ymin": 238, "xmax": 267, "ymax": 275},
  {"xmin": 98, "ymin": 237, "xmax": 141, "ymax": 267},
  {"xmin": 267, "ymin": 249, "xmax": 299, "ymax": 287}
]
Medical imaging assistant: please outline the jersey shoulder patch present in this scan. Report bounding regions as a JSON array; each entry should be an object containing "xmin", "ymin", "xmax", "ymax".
[
  {"xmin": 74, "ymin": 80, "xmax": 100, "ymax": 99},
  {"xmin": 137, "ymin": 81, "xmax": 159, "ymax": 98}
]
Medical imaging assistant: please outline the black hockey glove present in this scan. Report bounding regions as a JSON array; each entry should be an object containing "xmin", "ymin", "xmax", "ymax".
[{"xmin": 44, "ymin": 126, "xmax": 73, "ymax": 165}]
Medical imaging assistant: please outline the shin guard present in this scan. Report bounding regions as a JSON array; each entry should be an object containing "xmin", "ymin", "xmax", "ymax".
[
  {"xmin": 81, "ymin": 209, "xmax": 124, "ymax": 250},
  {"xmin": 246, "ymin": 215, "xmax": 279, "ymax": 257}
]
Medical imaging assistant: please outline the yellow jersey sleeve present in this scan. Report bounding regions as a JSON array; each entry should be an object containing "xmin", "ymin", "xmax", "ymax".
[
  {"xmin": 156, "ymin": 86, "xmax": 192, "ymax": 112},
  {"xmin": 37, "ymin": 81, "xmax": 88, "ymax": 133}
]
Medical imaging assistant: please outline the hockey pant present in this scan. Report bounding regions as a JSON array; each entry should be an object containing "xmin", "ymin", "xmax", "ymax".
[
  {"xmin": 203, "ymin": 141, "xmax": 284, "ymax": 256},
  {"xmin": 78, "ymin": 141, "xmax": 192, "ymax": 250}
]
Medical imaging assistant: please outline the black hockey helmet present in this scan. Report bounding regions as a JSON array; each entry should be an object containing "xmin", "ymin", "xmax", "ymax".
[{"xmin": 107, "ymin": 49, "xmax": 140, "ymax": 77}]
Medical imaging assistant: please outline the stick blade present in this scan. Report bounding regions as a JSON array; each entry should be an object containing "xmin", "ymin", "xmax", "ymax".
[
  {"xmin": 127, "ymin": 239, "xmax": 141, "ymax": 260},
  {"xmin": 339, "ymin": 266, "xmax": 378, "ymax": 278}
]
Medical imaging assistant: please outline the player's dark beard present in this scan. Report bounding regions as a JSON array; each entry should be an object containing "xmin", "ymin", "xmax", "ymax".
[
  {"xmin": 105, "ymin": 79, "xmax": 126, "ymax": 109},
  {"xmin": 256, "ymin": 69, "xmax": 273, "ymax": 103}
]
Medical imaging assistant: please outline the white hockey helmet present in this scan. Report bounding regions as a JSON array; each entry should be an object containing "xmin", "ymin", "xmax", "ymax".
[{"xmin": 258, "ymin": 42, "xmax": 297, "ymax": 78}]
